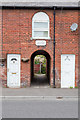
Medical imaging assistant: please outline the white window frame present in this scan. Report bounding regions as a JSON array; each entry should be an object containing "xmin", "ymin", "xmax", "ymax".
[{"xmin": 32, "ymin": 12, "xmax": 50, "ymax": 39}]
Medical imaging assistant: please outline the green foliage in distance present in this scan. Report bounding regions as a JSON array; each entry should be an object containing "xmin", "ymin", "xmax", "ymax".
[{"xmin": 34, "ymin": 55, "xmax": 46, "ymax": 74}]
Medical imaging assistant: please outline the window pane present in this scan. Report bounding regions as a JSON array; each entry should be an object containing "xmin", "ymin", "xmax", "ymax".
[
  {"xmin": 34, "ymin": 31, "xmax": 48, "ymax": 37},
  {"xmin": 34, "ymin": 22, "xmax": 48, "ymax": 28}
]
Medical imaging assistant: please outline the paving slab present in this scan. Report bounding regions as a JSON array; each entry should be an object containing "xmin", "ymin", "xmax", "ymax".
[{"xmin": 2, "ymin": 87, "xmax": 78, "ymax": 97}]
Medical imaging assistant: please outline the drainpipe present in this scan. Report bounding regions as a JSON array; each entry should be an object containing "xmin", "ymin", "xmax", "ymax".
[{"xmin": 53, "ymin": 7, "xmax": 56, "ymax": 88}]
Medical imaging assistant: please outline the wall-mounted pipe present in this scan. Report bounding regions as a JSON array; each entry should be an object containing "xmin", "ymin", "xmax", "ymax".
[{"xmin": 53, "ymin": 7, "xmax": 56, "ymax": 88}]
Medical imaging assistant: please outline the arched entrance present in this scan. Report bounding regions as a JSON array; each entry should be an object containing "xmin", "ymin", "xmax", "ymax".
[{"xmin": 31, "ymin": 50, "xmax": 51, "ymax": 86}]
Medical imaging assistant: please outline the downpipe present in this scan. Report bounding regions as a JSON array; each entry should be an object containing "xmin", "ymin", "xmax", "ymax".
[{"xmin": 53, "ymin": 7, "xmax": 56, "ymax": 88}]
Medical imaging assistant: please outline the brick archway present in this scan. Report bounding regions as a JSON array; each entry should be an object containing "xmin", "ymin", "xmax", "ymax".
[{"xmin": 31, "ymin": 50, "xmax": 51, "ymax": 86}]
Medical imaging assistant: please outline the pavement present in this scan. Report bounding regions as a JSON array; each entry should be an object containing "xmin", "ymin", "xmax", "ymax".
[{"xmin": 0, "ymin": 87, "xmax": 78, "ymax": 100}]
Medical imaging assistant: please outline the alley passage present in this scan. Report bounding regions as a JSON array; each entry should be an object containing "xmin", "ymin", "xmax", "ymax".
[{"xmin": 32, "ymin": 74, "xmax": 49, "ymax": 86}]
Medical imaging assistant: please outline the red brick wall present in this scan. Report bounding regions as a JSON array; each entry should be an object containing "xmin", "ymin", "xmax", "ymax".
[
  {"xmin": 34, "ymin": 64, "xmax": 40, "ymax": 73},
  {"xmin": 55, "ymin": 10, "xmax": 78, "ymax": 87},
  {"xmin": 2, "ymin": 9, "xmax": 78, "ymax": 87},
  {"xmin": 0, "ymin": 10, "xmax": 2, "ymax": 58}
]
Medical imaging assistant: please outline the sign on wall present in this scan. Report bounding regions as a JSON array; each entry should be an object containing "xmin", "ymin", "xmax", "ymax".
[{"xmin": 35, "ymin": 40, "xmax": 46, "ymax": 46}]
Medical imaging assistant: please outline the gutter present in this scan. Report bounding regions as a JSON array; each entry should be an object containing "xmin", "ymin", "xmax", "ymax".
[{"xmin": 1, "ymin": 2, "xmax": 79, "ymax": 8}]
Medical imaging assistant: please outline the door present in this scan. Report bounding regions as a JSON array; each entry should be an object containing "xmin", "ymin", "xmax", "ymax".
[
  {"xmin": 7, "ymin": 54, "xmax": 21, "ymax": 88},
  {"xmin": 61, "ymin": 54, "xmax": 75, "ymax": 88}
]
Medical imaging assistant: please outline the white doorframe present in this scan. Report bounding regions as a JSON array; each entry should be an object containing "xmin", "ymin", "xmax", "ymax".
[
  {"xmin": 61, "ymin": 54, "xmax": 75, "ymax": 88},
  {"xmin": 7, "ymin": 54, "xmax": 21, "ymax": 88}
]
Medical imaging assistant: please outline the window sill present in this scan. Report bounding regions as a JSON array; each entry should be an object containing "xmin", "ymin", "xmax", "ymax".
[{"xmin": 31, "ymin": 37, "xmax": 51, "ymax": 40}]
